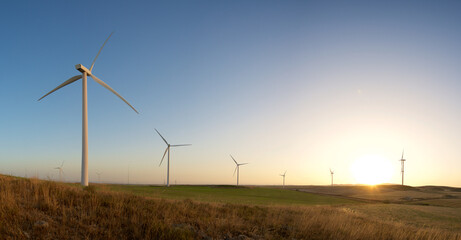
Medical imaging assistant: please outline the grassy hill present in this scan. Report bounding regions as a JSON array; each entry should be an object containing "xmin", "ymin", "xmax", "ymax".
[{"xmin": 1, "ymin": 175, "xmax": 460, "ymax": 239}]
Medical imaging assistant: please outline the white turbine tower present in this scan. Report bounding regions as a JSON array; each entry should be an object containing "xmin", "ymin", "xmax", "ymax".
[
  {"xmin": 155, "ymin": 129, "xmax": 191, "ymax": 187},
  {"xmin": 280, "ymin": 170, "xmax": 287, "ymax": 188},
  {"xmin": 38, "ymin": 33, "xmax": 139, "ymax": 186},
  {"xmin": 54, "ymin": 161, "xmax": 64, "ymax": 182},
  {"xmin": 329, "ymin": 168, "xmax": 334, "ymax": 186},
  {"xmin": 399, "ymin": 150, "xmax": 406, "ymax": 185},
  {"xmin": 230, "ymin": 155, "xmax": 248, "ymax": 186}
]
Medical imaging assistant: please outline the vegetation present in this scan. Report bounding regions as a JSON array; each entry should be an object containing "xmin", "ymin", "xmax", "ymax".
[
  {"xmin": 1, "ymin": 175, "xmax": 460, "ymax": 239},
  {"xmin": 104, "ymin": 184, "xmax": 357, "ymax": 206}
]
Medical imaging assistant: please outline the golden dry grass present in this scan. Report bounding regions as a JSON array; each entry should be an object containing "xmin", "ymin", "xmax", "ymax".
[
  {"xmin": 0, "ymin": 175, "xmax": 460, "ymax": 240},
  {"xmin": 293, "ymin": 185, "xmax": 461, "ymax": 204}
]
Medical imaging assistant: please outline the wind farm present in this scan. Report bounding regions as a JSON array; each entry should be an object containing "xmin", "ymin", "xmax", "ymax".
[{"xmin": 2, "ymin": 1, "xmax": 461, "ymax": 239}]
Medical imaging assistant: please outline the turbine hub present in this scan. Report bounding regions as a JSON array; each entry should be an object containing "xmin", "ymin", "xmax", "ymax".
[{"xmin": 75, "ymin": 64, "xmax": 91, "ymax": 75}]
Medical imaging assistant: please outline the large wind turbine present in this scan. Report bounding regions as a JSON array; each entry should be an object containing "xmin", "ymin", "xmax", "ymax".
[
  {"xmin": 155, "ymin": 129, "xmax": 191, "ymax": 187},
  {"xmin": 96, "ymin": 171, "xmax": 102, "ymax": 183},
  {"xmin": 54, "ymin": 161, "xmax": 64, "ymax": 182},
  {"xmin": 280, "ymin": 170, "xmax": 287, "ymax": 188},
  {"xmin": 329, "ymin": 168, "xmax": 334, "ymax": 186},
  {"xmin": 399, "ymin": 150, "xmax": 406, "ymax": 185},
  {"xmin": 38, "ymin": 33, "xmax": 138, "ymax": 186},
  {"xmin": 230, "ymin": 155, "xmax": 248, "ymax": 186}
]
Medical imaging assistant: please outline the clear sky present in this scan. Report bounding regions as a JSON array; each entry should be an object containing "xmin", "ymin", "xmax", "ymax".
[{"xmin": 1, "ymin": 1, "xmax": 460, "ymax": 187}]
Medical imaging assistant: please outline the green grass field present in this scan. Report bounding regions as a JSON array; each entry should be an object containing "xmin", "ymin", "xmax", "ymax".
[
  {"xmin": 99, "ymin": 183, "xmax": 461, "ymax": 234},
  {"xmin": 101, "ymin": 185, "xmax": 358, "ymax": 206}
]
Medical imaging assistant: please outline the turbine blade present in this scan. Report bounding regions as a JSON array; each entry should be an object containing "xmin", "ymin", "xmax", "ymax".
[
  {"xmin": 171, "ymin": 144, "xmax": 191, "ymax": 147},
  {"xmin": 155, "ymin": 129, "xmax": 169, "ymax": 145},
  {"xmin": 61, "ymin": 161, "xmax": 65, "ymax": 168},
  {"xmin": 233, "ymin": 166, "xmax": 237, "ymax": 176},
  {"xmin": 401, "ymin": 149, "xmax": 404, "ymax": 159},
  {"xmin": 284, "ymin": 170, "xmax": 287, "ymax": 175},
  {"xmin": 90, "ymin": 32, "xmax": 114, "ymax": 72},
  {"xmin": 38, "ymin": 75, "xmax": 82, "ymax": 101},
  {"xmin": 90, "ymin": 74, "xmax": 139, "ymax": 113},
  {"xmin": 159, "ymin": 147, "xmax": 168, "ymax": 166},
  {"xmin": 230, "ymin": 155, "xmax": 238, "ymax": 165},
  {"xmin": 239, "ymin": 163, "xmax": 248, "ymax": 166}
]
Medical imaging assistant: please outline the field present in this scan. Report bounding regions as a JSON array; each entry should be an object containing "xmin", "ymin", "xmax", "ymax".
[
  {"xmin": 103, "ymin": 184, "xmax": 357, "ymax": 206},
  {"xmin": 292, "ymin": 185, "xmax": 461, "ymax": 205},
  {"xmin": 1, "ymin": 175, "xmax": 461, "ymax": 239}
]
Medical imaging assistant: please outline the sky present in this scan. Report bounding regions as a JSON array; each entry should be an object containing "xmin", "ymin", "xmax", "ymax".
[{"xmin": 1, "ymin": 1, "xmax": 461, "ymax": 187}]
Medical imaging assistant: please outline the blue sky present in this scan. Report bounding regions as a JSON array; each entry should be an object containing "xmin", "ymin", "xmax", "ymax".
[{"xmin": 1, "ymin": 1, "xmax": 461, "ymax": 186}]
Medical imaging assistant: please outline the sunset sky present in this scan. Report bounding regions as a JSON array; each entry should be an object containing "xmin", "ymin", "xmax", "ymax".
[{"xmin": 1, "ymin": 1, "xmax": 461, "ymax": 187}]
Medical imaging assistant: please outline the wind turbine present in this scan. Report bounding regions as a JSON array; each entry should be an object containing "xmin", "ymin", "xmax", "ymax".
[
  {"xmin": 127, "ymin": 164, "xmax": 130, "ymax": 184},
  {"xmin": 280, "ymin": 170, "xmax": 287, "ymax": 188},
  {"xmin": 230, "ymin": 155, "xmax": 248, "ymax": 186},
  {"xmin": 96, "ymin": 171, "xmax": 102, "ymax": 183},
  {"xmin": 155, "ymin": 129, "xmax": 191, "ymax": 187},
  {"xmin": 329, "ymin": 168, "xmax": 334, "ymax": 186},
  {"xmin": 38, "ymin": 33, "xmax": 138, "ymax": 186},
  {"xmin": 399, "ymin": 150, "xmax": 406, "ymax": 185},
  {"xmin": 54, "ymin": 161, "xmax": 64, "ymax": 182}
]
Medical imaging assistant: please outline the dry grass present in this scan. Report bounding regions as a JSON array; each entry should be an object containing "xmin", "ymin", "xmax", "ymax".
[
  {"xmin": 294, "ymin": 185, "xmax": 461, "ymax": 204},
  {"xmin": 0, "ymin": 175, "xmax": 460, "ymax": 240}
]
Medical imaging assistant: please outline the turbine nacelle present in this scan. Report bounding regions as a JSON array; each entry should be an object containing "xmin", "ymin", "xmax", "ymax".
[
  {"xmin": 75, "ymin": 64, "xmax": 91, "ymax": 75},
  {"xmin": 280, "ymin": 170, "xmax": 287, "ymax": 177}
]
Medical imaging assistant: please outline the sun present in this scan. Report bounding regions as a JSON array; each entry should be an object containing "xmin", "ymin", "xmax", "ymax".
[{"xmin": 351, "ymin": 155, "xmax": 393, "ymax": 185}]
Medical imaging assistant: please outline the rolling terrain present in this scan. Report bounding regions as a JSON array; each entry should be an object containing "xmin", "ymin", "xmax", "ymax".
[
  {"xmin": 1, "ymin": 175, "xmax": 460, "ymax": 239},
  {"xmin": 292, "ymin": 184, "xmax": 461, "ymax": 206}
]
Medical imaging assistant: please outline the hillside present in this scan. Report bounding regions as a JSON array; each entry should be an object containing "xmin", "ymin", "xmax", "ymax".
[{"xmin": 1, "ymin": 175, "xmax": 460, "ymax": 239}]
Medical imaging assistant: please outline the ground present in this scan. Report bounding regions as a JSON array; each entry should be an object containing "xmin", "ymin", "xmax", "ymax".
[{"xmin": 1, "ymin": 175, "xmax": 461, "ymax": 239}]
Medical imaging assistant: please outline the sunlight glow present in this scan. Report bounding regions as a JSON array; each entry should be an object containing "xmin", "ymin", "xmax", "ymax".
[{"xmin": 351, "ymin": 155, "xmax": 393, "ymax": 185}]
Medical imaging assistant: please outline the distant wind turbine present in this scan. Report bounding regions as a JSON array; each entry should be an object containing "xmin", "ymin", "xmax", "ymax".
[
  {"xmin": 96, "ymin": 171, "xmax": 102, "ymax": 183},
  {"xmin": 399, "ymin": 150, "xmax": 406, "ymax": 185},
  {"xmin": 54, "ymin": 161, "xmax": 64, "ymax": 182},
  {"xmin": 127, "ymin": 164, "xmax": 130, "ymax": 184},
  {"xmin": 155, "ymin": 129, "xmax": 191, "ymax": 187},
  {"xmin": 230, "ymin": 155, "xmax": 248, "ymax": 186},
  {"xmin": 38, "ymin": 32, "xmax": 139, "ymax": 186},
  {"xmin": 280, "ymin": 170, "xmax": 287, "ymax": 188},
  {"xmin": 329, "ymin": 168, "xmax": 334, "ymax": 186}
]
